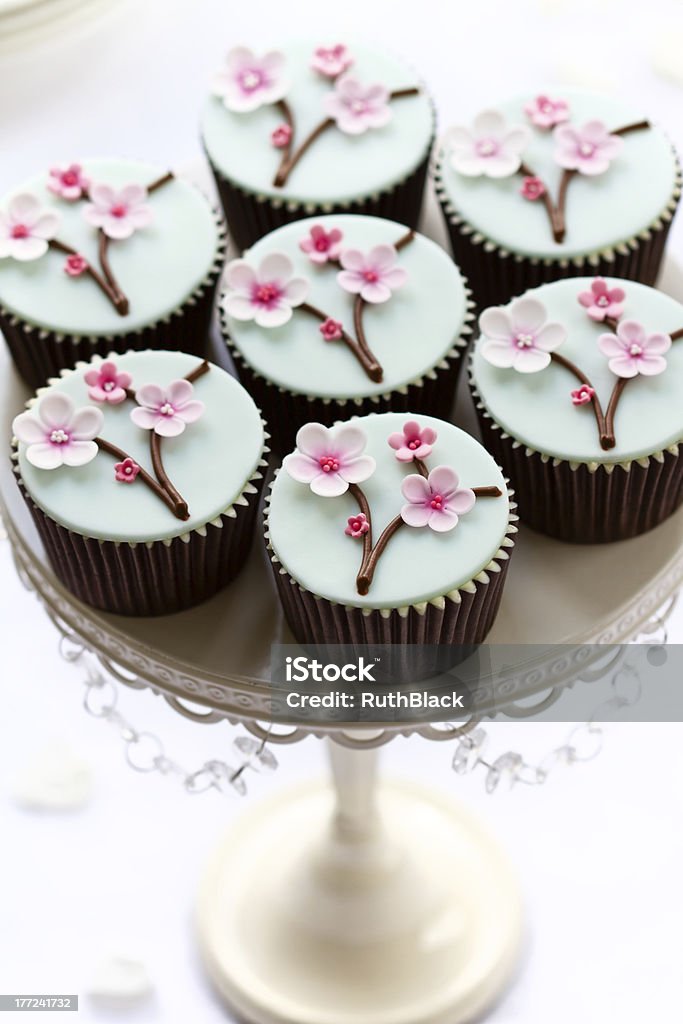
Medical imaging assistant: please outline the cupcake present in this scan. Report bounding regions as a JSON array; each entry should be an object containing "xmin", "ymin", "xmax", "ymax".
[
  {"xmin": 435, "ymin": 90, "xmax": 680, "ymax": 308},
  {"xmin": 470, "ymin": 277, "xmax": 683, "ymax": 542},
  {"xmin": 201, "ymin": 41, "xmax": 434, "ymax": 251},
  {"xmin": 11, "ymin": 350, "xmax": 268, "ymax": 615},
  {"xmin": 220, "ymin": 214, "xmax": 473, "ymax": 451},
  {"xmin": 0, "ymin": 159, "xmax": 226, "ymax": 388},
  {"xmin": 265, "ymin": 412, "xmax": 516, "ymax": 645}
]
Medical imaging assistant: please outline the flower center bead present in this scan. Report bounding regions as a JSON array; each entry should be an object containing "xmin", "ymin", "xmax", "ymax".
[
  {"xmin": 11, "ymin": 223, "xmax": 29, "ymax": 239},
  {"xmin": 579, "ymin": 142, "xmax": 596, "ymax": 157},
  {"xmin": 541, "ymin": 101, "xmax": 553, "ymax": 114},
  {"xmin": 160, "ymin": 402, "xmax": 175, "ymax": 416},
  {"xmin": 430, "ymin": 494, "xmax": 444, "ymax": 510},
  {"xmin": 629, "ymin": 343, "xmax": 643, "ymax": 356},
  {"xmin": 50, "ymin": 429, "xmax": 69, "ymax": 444},
  {"xmin": 351, "ymin": 100, "xmax": 368, "ymax": 114},
  {"xmin": 515, "ymin": 333, "xmax": 534, "ymax": 349},
  {"xmin": 363, "ymin": 270, "xmax": 378, "ymax": 283},
  {"xmin": 319, "ymin": 456, "xmax": 340, "ymax": 473},
  {"xmin": 63, "ymin": 170, "xmax": 78, "ymax": 185},
  {"xmin": 111, "ymin": 204, "xmax": 127, "ymax": 218},
  {"xmin": 408, "ymin": 439, "xmax": 420, "ymax": 450},
  {"xmin": 240, "ymin": 69, "xmax": 264, "ymax": 92},
  {"xmin": 103, "ymin": 380, "xmax": 115, "ymax": 391},
  {"xmin": 254, "ymin": 282, "xmax": 281, "ymax": 306},
  {"xmin": 597, "ymin": 295, "xmax": 609, "ymax": 306},
  {"xmin": 315, "ymin": 238, "xmax": 329, "ymax": 251},
  {"xmin": 476, "ymin": 138, "xmax": 499, "ymax": 157}
]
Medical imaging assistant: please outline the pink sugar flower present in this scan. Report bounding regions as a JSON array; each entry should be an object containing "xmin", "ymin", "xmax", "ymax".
[
  {"xmin": 299, "ymin": 224, "xmax": 344, "ymax": 264},
  {"xmin": 479, "ymin": 297, "xmax": 567, "ymax": 374},
  {"xmin": 571, "ymin": 385, "xmax": 595, "ymax": 405},
  {"xmin": 578, "ymin": 278, "xmax": 626, "ymax": 322},
  {"xmin": 345, "ymin": 512, "xmax": 369, "ymax": 538},
  {"xmin": 283, "ymin": 422, "xmax": 376, "ymax": 498},
  {"xmin": 320, "ymin": 317, "xmax": 343, "ymax": 341},
  {"xmin": 13, "ymin": 392, "xmax": 103, "ymax": 470},
  {"xmin": 47, "ymin": 163, "xmax": 90, "ymax": 201},
  {"xmin": 131, "ymin": 380, "xmax": 204, "ymax": 437},
  {"xmin": 598, "ymin": 321, "xmax": 671, "ymax": 378},
  {"xmin": 520, "ymin": 176, "xmax": 546, "ymax": 201},
  {"xmin": 554, "ymin": 121, "xmax": 623, "ymax": 176},
  {"xmin": 213, "ymin": 47, "xmax": 289, "ymax": 113},
  {"xmin": 84, "ymin": 360, "xmax": 132, "ymax": 405},
  {"xmin": 400, "ymin": 466, "xmax": 475, "ymax": 533},
  {"xmin": 337, "ymin": 245, "xmax": 407, "ymax": 304},
  {"xmin": 64, "ymin": 253, "xmax": 88, "ymax": 277},
  {"xmin": 388, "ymin": 420, "xmax": 437, "ymax": 462},
  {"xmin": 311, "ymin": 44, "xmax": 353, "ymax": 78},
  {"xmin": 271, "ymin": 123, "xmax": 292, "ymax": 148},
  {"xmin": 445, "ymin": 110, "xmax": 530, "ymax": 178},
  {"xmin": 0, "ymin": 193, "xmax": 61, "ymax": 262},
  {"xmin": 83, "ymin": 183, "xmax": 152, "ymax": 240},
  {"xmin": 524, "ymin": 95, "xmax": 570, "ymax": 130},
  {"xmin": 223, "ymin": 253, "xmax": 309, "ymax": 328},
  {"xmin": 114, "ymin": 457, "xmax": 140, "ymax": 483},
  {"xmin": 323, "ymin": 76, "xmax": 392, "ymax": 135}
]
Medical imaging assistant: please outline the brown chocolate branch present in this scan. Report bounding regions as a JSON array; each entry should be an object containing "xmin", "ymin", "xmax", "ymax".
[
  {"xmin": 520, "ymin": 120, "xmax": 651, "ymax": 244},
  {"xmin": 95, "ymin": 438, "xmax": 187, "ymax": 519},
  {"xmin": 49, "ymin": 239, "xmax": 128, "ymax": 314},
  {"xmin": 273, "ymin": 88, "xmax": 421, "ymax": 188}
]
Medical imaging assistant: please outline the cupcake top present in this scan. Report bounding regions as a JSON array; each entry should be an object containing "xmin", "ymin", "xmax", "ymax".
[
  {"xmin": 471, "ymin": 277, "xmax": 683, "ymax": 464},
  {"xmin": 267, "ymin": 412, "xmax": 511, "ymax": 611},
  {"xmin": 0, "ymin": 159, "xmax": 221, "ymax": 336},
  {"xmin": 437, "ymin": 89, "xmax": 679, "ymax": 261},
  {"xmin": 221, "ymin": 214, "xmax": 471, "ymax": 400},
  {"xmin": 201, "ymin": 40, "xmax": 433, "ymax": 206},
  {"xmin": 12, "ymin": 350, "xmax": 266, "ymax": 544}
]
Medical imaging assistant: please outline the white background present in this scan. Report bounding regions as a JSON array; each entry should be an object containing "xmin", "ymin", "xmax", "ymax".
[{"xmin": 1, "ymin": 1, "xmax": 683, "ymax": 1022}]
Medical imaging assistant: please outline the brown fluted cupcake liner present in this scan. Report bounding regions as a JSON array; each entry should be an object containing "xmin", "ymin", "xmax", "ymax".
[
  {"xmin": 434, "ymin": 153, "xmax": 682, "ymax": 309},
  {"xmin": 207, "ymin": 138, "xmax": 434, "ymax": 254},
  {"xmin": 12, "ymin": 445, "xmax": 269, "ymax": 617},
  {"xmin": 264, "ymin": 479, "xmax": 517, "ymax": 645},
  {"xmin": 471, "ymin": 377, "xmax": 683, "ymax": 543},
  {"xmin": 1, "ymin": 212, "xmax": 228, "ymax": 391}
]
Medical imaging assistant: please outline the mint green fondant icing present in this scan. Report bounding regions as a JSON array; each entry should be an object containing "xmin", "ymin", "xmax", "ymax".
[
  {"xmin": 268, "ymin": 412, "xmax": 509, "ymax": 610},
  {"xmin": 472, "ymin": 278, "xmax": 683, "ymax": 464},
  {"xmin": 223, "ymin": 214, "xmax": 468, "ymax": 399},
  {"xmin": 16, "ymin": 351, "xmax": 265, "ymax": 543},
  {"xmin": 0, "ymin": 160, "xmax": 219, "ymax": 336},
  {"xmin": 439, "ymin": 90, "xmax": 678, "ymax": 260},
  {"xmin": 201, "ymin": 41, "xmax": 433, "ymax": 205}
]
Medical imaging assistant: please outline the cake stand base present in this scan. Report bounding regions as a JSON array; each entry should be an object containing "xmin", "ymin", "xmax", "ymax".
[{"xmin": 197, "ymin": 746, "xmax": 523, "ymax": 1024}]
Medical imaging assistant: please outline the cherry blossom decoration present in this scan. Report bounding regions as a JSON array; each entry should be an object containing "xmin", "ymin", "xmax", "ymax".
[
  {"xmin": 323, "ymin": 77, "xmax": 392, "ymax": 135},
  {"xmin": 84, "ymin": 360, "xmax": 132, "ymax": 405},
  {"xmin": 337, "ymin": 245, "xmax": 408, "ymax": 303},
  {"xmin": 114, "ymin": 457, "xmax": 140, "ymax": 483},
  {"xmin": 64, "ymin": 254, "xmax": 88, "ymax": 277},
  {"xmin": 299, "ymin": 224, "xmax": 344, "ymax": 264},
  {"xmin": 598, "ymin": 321, "xmax": 671, "ymax": 378},
  {"xmin": 213, "ymin": 47, "xmax": 289, "ymax": 113},
  {"xmin": 554, "ymin": 121, "xmax": 624, "ymax": 176},
  {"xmin": 571, "ymin": 385, "xmax": 595, "ymax": 406},
  {"xmin": 345, "ymin": 513, "xmax": 369, "ymax": 538},
  {"xmin": 445, "ymin": 111, "xmax": 530, "ymax": 178},
  {"xmin": 48, "ymin": 164, "xmax": 90, "ymax": 201},
  {"xmin": 0, "ymin": 194, "xmax": 61, "ymax": 262},
  {"xmin": 578, "ymin": 278, "xmax": 626, "ymax": 322},
  {"xmin": 283, "ymin": 423, "xmax": 376, "ymax": 497},
  {"xmin": 271, "ymin": 124, "xmax": 292, "ymax": 149},
  {"xmin": 223, "ymin": 254, "xmax": 309, "ymax": 328},
  {"xmin": 13, "ymin": 393, "xmax": 103, "ymax": 470},
  {"xmin": 83, "ymin": 184, "xmax": 153, "ymax": 240},
  {"xmin": 131, "ymin": 380, "xmax": 205, "ymax": 438},
  {"xmin": 401, "ymin": 467, "xmax": 476, "ymax": 533},
  {"xmin": 311, "ymin": 44, "xmax": 353, "ymax": 79},
  {"xmin": 524, "ymin": 95, "xmax": 569, "ymax": 130},
  {"xmin": 480, "ymin": 298, "xmax": 567, "ymax": 373},
  {"xmin": 388, "ymin": 420, "xmax": 436, "ymax": 462}
]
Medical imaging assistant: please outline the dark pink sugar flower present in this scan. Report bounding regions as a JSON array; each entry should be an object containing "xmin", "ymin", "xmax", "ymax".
[
  {"xmin": 571, "ymin": 385, "xmax": 595, "ymax": 405},
  {"xmin": 299, "ymin": 224, "xmax": 344, "ymax": 264},
  {"xmin": 520, "ymin": 176, "xmax": 546, "ymax": 201},
  {"xmin": 114, "ymin": 457, "xmax": 140, "ymax": 483},
  {"xmin": 345, "ymin": 512, "xmax": 369, "ymax": 538},
  {"xmin": 64, "ymin": 253, "xmax": 88, "ymax": 277},
  {"xmin": 271, "ymin": 123, "xmax": 292, "ymax": 149},
  {"xmin": 524, "ymin": 95, "xmax": 569, "ymax": 130},
  {"xmin": 388, "ymin": 420, "xmax": 437, "ymax": 462},
  {"xmin": 47, "ymin": 163, "xmax": 90, "ymax": 201},
  {"xmin": 311, "ymin": 44, "xmax": 353, "ymax": 79},
  {"xmin": 578, "ymin": 278, "xmax": 626, "ymax": 322},
  {"xmin": 84, "ymin": 360, "xmax": 132, "ymax": 405},
  {"xmin": 319, "ymin": 317, "xmax": 343, "ymax": 341}
]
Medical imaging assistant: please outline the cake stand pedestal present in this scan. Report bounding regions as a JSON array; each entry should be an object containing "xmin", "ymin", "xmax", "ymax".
[{"xmin": 198, "ymin": 744, "xmax": 522, "ymax": 1024}]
